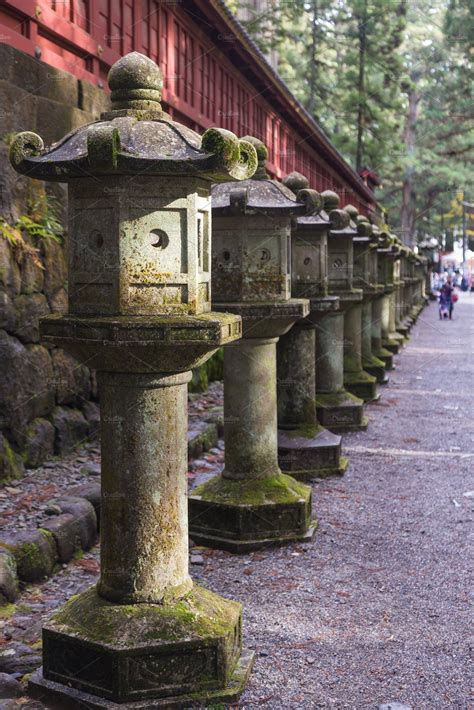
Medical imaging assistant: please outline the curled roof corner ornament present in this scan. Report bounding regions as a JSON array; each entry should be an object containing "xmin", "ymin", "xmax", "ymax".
[
  {"xmin": 329, "ymin": 208, "xmax": 350, "ymax": 230},
  {"xmin": 9, "ymin": 131, "xmax": 44, "ymax": 169},
  {"xmin": 296, "ymin": 188, "xmax": 323, "ymax": 215},
  {"xmin": 201, "ymin": 129, "xmax": 257, "ymax": 182},
  {"xmin": 240, "ymin": 135, "xmax": 269, "ymax": 179}
]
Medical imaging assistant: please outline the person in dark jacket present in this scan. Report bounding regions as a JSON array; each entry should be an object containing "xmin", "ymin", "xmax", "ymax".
[{"xmin": 440, "ymin": 279, "xmax": 454, "ymax": 320}]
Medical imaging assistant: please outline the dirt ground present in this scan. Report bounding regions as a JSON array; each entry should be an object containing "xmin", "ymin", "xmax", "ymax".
[{"xmin": 1, "ymin": 294, "xmax": 472, "ymax": 709}]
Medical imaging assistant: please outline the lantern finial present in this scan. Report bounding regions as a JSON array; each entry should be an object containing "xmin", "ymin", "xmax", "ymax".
[{"xmin": 107, "ymin": 51, "xmax": 163, "ymax": 113}]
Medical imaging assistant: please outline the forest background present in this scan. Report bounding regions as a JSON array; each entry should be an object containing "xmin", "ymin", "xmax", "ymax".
[{"xmin": 229, "ymin": 0, "xmax": 473, "ymax": 248}]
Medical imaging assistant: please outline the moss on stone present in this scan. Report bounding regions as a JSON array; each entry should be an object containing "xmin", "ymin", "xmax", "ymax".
[
  {"xmin": 344, "ymin": 369, "xmax": 376, "ymax": 385},
  {"xmin": 285, "ymin": 422, "xmax": 325, "ymax": 439},
  {"xmin": 315, "ymin": 390, "xmax": 362, "ymax": 406},
  {"xmin": 192, "ymin": 471, "xmax": 310, "ymax": 506},
  {"xmin": 46, "ymin": 584, "xmax": 241, "ymax": 648}
]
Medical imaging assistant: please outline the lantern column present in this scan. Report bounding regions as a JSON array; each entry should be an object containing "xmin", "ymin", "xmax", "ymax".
[
  {"xmin": 11, "ymin": 52, "xmax": 259, "ymax": 708},
  {"xmin": 276, "ymin": 172, "xmax": 349, "ymax": 480},
  {"xmin": 189, "ymin": 139, "xmax": 316, "ymax": 552},
  {"xmin": 314, "ymin": 191, "xmax": 369, "ymax": 431}
]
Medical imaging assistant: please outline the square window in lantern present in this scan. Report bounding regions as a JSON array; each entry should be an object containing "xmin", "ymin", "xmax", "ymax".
[
  {"xmin": 294, "ymin": 243, "xmax": 321, "ymax": 282},
  {"xmin": 329, "ymin": 251, "xmax": 349, "ymax": 282},
  {"xmin": 72, "ymin": 208, "xmax": 117, "ymax": 273},
  {"xmin": 126, "ymin": 208, "xmax": 188, "ymax": 284},
  {"xmin": 246, "ymin": 233, "xmax": 279, "ymax": 274}
]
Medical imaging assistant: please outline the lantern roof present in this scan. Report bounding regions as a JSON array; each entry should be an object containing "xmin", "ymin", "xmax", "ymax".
[
  {"xmin": 212, "ymin": 138, "xmax": 305, "ymax": 215},
  {"xmin": 9, "ymin": 52, "xmax": 257, "ymax": 183}
]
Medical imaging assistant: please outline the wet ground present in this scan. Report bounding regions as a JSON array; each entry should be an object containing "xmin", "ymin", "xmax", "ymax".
[{"xmin": 1, "ymin": 294, "xmax": 472, "ymax": 709}]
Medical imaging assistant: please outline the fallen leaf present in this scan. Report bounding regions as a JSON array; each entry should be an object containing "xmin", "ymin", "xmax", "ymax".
[{"xmin": 75, "ymin": 559, "xmax": 100, "ymax": 573}]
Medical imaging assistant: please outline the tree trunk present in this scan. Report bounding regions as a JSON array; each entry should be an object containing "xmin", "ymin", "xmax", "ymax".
[
  {"xmin": 355, "ymin": 0, "xmax": 367, "ymax": 171},
  {"xmin": 400, "ymin": 83, "xmax": 421, "ymax": 247},
  {"xmin": 307, "ymin": 0, "xmax": 319, "ymax": 117}
]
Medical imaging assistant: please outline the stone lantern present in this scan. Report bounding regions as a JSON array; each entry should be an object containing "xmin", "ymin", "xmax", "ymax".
[
  {"xmin": 315, "ymin": 190, "xmax": 368, "ymax": 431},
  {"xmin": 329, "ymin": 202, "xmax": 377, "ymax": 402},
  {"xmin": 348, "ymin": 209, "xmax": 388, "ymax": 385},
  {"xmin": 276, "ymin": 172, "xmax": 348, "ymax": 479},
  {"xmin": 10, "ymin": 52, "xmax": 259, "ymax": 707},
  {"xmin": 392, "ymin": 239, "xmax": 409, "ymax": 345},
  {"xmin": 386, "ymin": 237, "xmax": 406, "ymax": 352},
  {"xmin": 188, "ymin": 139, "xmax": 315, "ymax": 552},
  {"xmin": 373, "ymin": 229, "xmax": 397, "ymax": 370}
]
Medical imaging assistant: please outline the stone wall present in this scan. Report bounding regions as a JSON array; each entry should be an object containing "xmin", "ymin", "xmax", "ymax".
[{"xmin": 0, "ymin": 44, "xmax": 110, "ymax": 482}]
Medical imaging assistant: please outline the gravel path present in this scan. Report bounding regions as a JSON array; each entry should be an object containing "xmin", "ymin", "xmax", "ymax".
[{"xmin": 1, "ymin": 295, "xmax": 472, "ymax": 709}]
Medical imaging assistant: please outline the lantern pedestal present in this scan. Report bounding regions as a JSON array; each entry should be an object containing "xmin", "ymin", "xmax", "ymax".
[
  {"xmin": 10, "ymin": 49, "xmax": 261, "ymax": 710},
  {"xmin": 386, "ymin": 289, "xmax": 405, "ymax": 353},
  {"xmin": 277, "ymin": 318, "xmax": 348, "ymax": 480},
  {"xmin": 189, "ymin": 303, "xmax": 316, "ymax": 553},
  {"xmin": 341, "ymin": 297, "xmax": 378, "ymax": 403},
  {"xmin": 373, "ymin": 292, "xmax": 394, "ymax": 370},
  {"xmin": 361, "ymin": 296, "xmax": 389, "ymax": 385},
  {"xmin": 33, "ymin": 314, "xmax": 252, "ymax": 707},
  {"xmin": 312, "ymin": 309, "xmax": 368, "ymax": 432}
]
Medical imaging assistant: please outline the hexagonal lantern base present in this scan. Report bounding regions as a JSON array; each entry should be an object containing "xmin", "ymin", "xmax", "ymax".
[
  {"xmin": 373, "ymin": 347, "xmax": 394, "ymax": 371},
  {"xmin": 29, "ymin": 586, "xmax": 253, "ymax": 708},
  {"xmin": 362, "ymin": 356, "xmax": 389, "ymax": 385},
  {"xmin": 188, "ymin": 473, "xmax": 317, "ymax": 553},
  {"xmin": 278, "ymin": 429, "xmax": 349, "ymax": 480},
  {"xmin": 315, "ymin": 392, "xmax": 369, "ymax": 432},
  {"xmin": 344, "ymin": 369, "xmax": 379, "ymax": 402}
]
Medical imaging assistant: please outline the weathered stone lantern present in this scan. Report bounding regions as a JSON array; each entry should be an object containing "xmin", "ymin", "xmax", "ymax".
[
  {"xmin": 331, "ymin": 202, "xmax": 377, "ymax": 402},
  {"xmin": 386, "ymin": 237, "xmax": 406, "ymax": 352},
  {"xmin": 372, "ymin": 229, "xmax": 396, "ymax": 370},
  {"xmin": 392, "ymin": 239, "xmax": 409, "ymax": 346},
  {"xmin": 396, "ymin": 245, "xmax": 411, "ymax": 337},
  {"xmin": 10, "ymin": 52, "xmax": 259, "ymax": 707},
  {"xmin": 348, "ymin": 207, "xmax": 388, "ymax": 385},
  {"xmin": 189, "ymin": 139, "xmax": 315, "ymax": 552},
  {"xmin": 315, "ymin": 190, "xmax": 368, "ymax": 431},
  {"xmin": 276, "ymin": 172, "xmax": 348, "ymax": 479}
]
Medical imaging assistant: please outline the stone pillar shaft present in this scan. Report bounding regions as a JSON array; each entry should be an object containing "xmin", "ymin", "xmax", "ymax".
[
  {"xmin": 371, "ymin": 297, "xmax": 383, "ymax": 353},
  {"xmin": 315, "ymin": 312, "xmax": 344, "ymax": 394},
  {"xmin": 344, "ymin": 303, "xmax": 363, "ymax": 372},
  {"xmin": 277, "ymin": 322, "xmax": 316, "ymax": 430},
  {"xmin": 223, "ymin": 338, "xmax": 279, "ymax": 481},
  {"xmin": 361, "ymin": 300, "xmax": 373, "ymax": 361},
  {"xmin": 98, "ymin": 371, "xmax": 192, "ymax": 604}
]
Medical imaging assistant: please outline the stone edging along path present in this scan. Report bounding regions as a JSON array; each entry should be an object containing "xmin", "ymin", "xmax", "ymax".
[{"xmin": 0, "ymin": 411, "xmax": 223, "ymax": 605}]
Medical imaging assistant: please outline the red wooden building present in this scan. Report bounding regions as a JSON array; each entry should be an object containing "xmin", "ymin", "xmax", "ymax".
[{"xmin": 0, "ymin": 0, "xmax": 377, "ymax": 214}]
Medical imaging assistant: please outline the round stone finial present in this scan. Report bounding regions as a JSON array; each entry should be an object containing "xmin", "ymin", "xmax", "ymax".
[
  {"xmin": 241, "ymin": 136, "xmax": 268, "ymax": 178},
  {"xmin": 283, "ymin": 171, "xmax": 309, "ymax": 193},
  {"xmin": 321, "ymin": 190, "xmax": 340, "ymax": 211},
  {"xmin": 108, "ymin": 52, "xmax": 163, "ymax": 112}
]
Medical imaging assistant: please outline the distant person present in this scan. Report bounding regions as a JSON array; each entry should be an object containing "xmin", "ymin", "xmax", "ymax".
[{"xmin": 439, "ymin": 279, "xmax": 456, "ymax": 320}]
